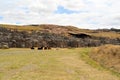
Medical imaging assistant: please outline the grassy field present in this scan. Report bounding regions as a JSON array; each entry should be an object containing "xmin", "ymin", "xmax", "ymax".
[{"xmin": 0, "ymin": 48, "xmax": 119, "ymax": 80}]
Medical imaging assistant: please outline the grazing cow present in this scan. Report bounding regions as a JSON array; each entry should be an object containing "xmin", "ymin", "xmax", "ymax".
[
  {"xmin": 37, "ymin": 46, "xmax": 51, "ymax": 50},
  {"xmin": 48, "ymin": 47, "xmax": 51, "ymax": 50},
  {"xmin": 31, "ymin": 47, "xmax": 34, "ymax": 50},
  {"xmin": 44, "ymin": 47, "xmax": 48, "ymax": 50},
  {"xmin": 38, "ymin": 47, "xmax": 43, "ymax": 50}
]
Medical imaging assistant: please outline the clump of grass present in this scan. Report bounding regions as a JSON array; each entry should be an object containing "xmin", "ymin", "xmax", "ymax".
[{"xmin": 89, "ymin": 44, "xmax": 120, "ymax": 76}]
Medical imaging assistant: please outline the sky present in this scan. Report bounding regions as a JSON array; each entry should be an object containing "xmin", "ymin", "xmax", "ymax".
[{"xmin": 0, "ymin": 0, "xmax": 120, "ymax": 29}]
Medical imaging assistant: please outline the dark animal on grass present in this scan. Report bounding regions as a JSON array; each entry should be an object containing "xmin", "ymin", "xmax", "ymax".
[
  {"xmin": 48, "ymin": 47, "xmax": 51, "ymax": 50},
  {"xmin": 31, "ymin": 47, "xmax": 34, "ymax": 50},
  {"xmin": 38, "ymin": 47, "xmax": 43, "ymax": 50},
  {"xmin": 44, "ymin": 47, "xmax": 48, "ymax": 50}
]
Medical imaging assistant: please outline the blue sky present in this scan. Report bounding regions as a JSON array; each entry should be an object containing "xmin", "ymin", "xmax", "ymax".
[
  {"xmin": 55, "ymin": 6, "xmax": 80, "ymax": 14},
  {"xmin": 0, "ymin": 0, "xmax": 120, "ymax": 29},
  {"xmin": 0, "ymin": 16, "xmax": 3, "ymax": 21}
]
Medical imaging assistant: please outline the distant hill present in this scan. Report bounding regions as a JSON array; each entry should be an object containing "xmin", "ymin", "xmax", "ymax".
[
  {"xmin": 0, "ymin": 24, "xmax": 119, "ymax": 38},
  {"xmin": 0, "ymin": 24, "xmax": 120, "ymax": 48}
]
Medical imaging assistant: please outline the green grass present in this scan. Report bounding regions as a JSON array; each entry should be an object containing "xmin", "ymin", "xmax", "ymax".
[
  {"xmin": 79, "ymin": 48, "xmax": 105, "ymax": 70},
  {"xmin": 0, "ymin": 48, "xmax": 119, "ymax": 80}
]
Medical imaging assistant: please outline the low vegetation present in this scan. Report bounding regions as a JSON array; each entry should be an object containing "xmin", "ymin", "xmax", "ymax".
[{"xmin": 89, "ymin": 45, "xmax": 120, "ymax": 74}]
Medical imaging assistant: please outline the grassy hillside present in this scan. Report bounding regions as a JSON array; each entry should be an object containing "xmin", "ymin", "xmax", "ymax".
[
  {"xmin": 89, "ymin": 45, "xmax": 120, "ymax": 74},
  {"xmin": 0, "ymin": 24, "xmax": 120, "ymax": 38},
  {"xmin": 0, "ymin": 48, "xmax": 119, "ymax": 80},
  {"xmin": 0, "ymin": 24, "xmax": 42, "ymax": 32},
  {"xmin": 89, "ymin": 31, "xmax": 120, "ymax": 39}
]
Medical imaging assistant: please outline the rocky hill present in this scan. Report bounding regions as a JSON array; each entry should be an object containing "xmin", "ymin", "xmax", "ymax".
[{"xmin": 0, "ymin": 24, "xmax": 120, "ymax": 48}]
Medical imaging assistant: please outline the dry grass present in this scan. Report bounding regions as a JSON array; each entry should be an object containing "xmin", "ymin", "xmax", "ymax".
[
  {"xmin": 91, "ymin": 32, "xmax": 120, "ymax": 39},
  {"xmin": 0, "ymin": 24, "xmax": 42, "ymax": 31},
  {"xmin": 1, "ymin": 24, "xmax": 120, "ymax": 38},
  {"xmin": 0, "ymin": 48, "xmax": 119, "ymax": 80},
  {"xmin": 89, "ymin": 44, "xmax": 120, "ymax": 73}
]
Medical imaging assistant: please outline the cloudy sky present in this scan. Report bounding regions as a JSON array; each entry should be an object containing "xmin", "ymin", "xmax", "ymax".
[{"xmin": 0, "ymin": 0, "xmax": 120, "ymax": 29}]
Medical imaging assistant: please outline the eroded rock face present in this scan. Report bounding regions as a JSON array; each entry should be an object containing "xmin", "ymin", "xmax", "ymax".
[{"xmin": 0, "ymin": 27, "xmax": 119, "ymax": 48}]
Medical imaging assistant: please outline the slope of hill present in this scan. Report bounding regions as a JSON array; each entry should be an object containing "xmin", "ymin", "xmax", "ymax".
[
  {"xmin": 0, "ymin": 24, "xmax": 90, "ymax": 36},
  {"xmin": 0, "ymin": 24, "xmax": 120, "ymax": 38},
  {"xmin": 89, "ymin": 44, "xmax": 120, "ymax": 74},
  {"xmin": 0, "ymin": 24, "xmax": 120, "ymax": 48}
]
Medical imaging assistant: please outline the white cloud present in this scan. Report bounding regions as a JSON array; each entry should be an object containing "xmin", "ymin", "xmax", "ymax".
[{"xmin": 0, "ymin": 0, "xmax": 120, "ymax": 29}]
